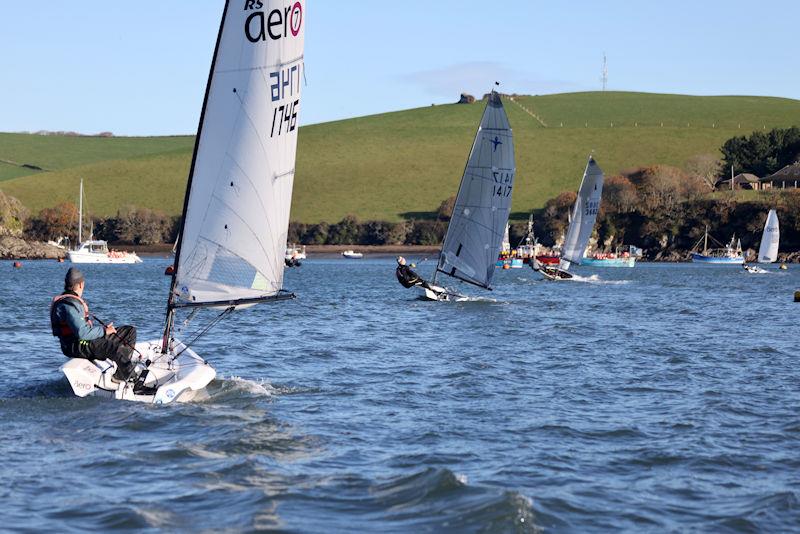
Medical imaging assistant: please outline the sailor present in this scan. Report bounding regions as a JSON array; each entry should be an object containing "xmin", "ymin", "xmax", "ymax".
[
  {"xmin": 50, "ymin": 267, "xmax": 138, "ymax": 383},
  {"xmin": 395, "ymin": 256, "xmax": 431, "ymax": 289}
]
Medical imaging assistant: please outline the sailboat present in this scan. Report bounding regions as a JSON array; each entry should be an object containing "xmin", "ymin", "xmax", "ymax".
[
  {"xmin": 533, "ymin": 157, "xmax": 604, "ymax": 280},
  {"xmin": 422, "ymin": 89, "xmax": 515, "ymax": 301},
  {"xmin": 67, "ymin": 179, "xmax": 142, "ymax": 264},
  {"xmin": 61, "ymin": 0, "xmax": 305, "ymax": 403},
  {"xmin": 745, "ymin": 209, "xmax": 779, "ymax": 273},
  {"xmin": 690, "ymin": 226, "xmax": 744, "ymax": 264}
]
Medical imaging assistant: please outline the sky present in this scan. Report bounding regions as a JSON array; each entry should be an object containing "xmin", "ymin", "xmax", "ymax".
[{"xmin": 1, "ymin": 1, "xmax": 798, "ymax": 136}]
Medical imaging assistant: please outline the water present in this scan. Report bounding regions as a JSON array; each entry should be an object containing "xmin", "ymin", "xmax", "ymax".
[{"xmin": 2, "ymin": 258, "xmax": 799, "ymax": 532}]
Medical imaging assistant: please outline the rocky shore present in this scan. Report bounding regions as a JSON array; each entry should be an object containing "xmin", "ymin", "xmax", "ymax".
[{"xmin": 0, "ymin": 236, "xmax": 66, "ymax": 260}]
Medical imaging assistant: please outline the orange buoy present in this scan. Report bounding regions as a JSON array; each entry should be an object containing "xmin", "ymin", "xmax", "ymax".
[
  {"xmin": 57, "ymin": 257, "xmax": 65, "ymax": 263},
  {"xmin": 13, "ymin": 261, "xmax": 22, "ymax": 268},
  {"xmin": 794, "ymin": 290, "xmax": 800, "ymax": 302},
  {"xmin": 165, "ymin": 265, "xmax": 175, "ymax": 275},
  {"xmin": 502, "ymin": 263, "xmax": 511, "ymax": 270}
]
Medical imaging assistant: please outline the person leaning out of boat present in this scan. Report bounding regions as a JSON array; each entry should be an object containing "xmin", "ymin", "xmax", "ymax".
[
  {"xmin": 50, "ymin": 267, "xmax": 138, "ymax": 383},
  {"xmin": 395, "ymin": 256, "xmax": 431, "ymax": 290}
]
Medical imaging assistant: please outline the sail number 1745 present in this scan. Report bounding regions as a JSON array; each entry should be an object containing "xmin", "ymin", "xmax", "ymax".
[{"xmin": 271, "ymin": 99, "xmax": 300, "ymax": 137}]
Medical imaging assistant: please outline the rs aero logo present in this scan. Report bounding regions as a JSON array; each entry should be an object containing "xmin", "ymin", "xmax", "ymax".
[{"xmin": 244, "ymin": 1, "xmax": 302, "ymax": 43}]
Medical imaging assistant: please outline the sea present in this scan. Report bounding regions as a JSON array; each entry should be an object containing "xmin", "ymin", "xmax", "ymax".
[{"xmin": 1, "ymin": 257, "xmax": 798, "ymax": 532}]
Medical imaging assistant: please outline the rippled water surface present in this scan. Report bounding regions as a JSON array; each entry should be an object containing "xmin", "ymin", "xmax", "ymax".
[{"xmin": 2, "ymin": 258, "xmax": 799, "ymax": 532}]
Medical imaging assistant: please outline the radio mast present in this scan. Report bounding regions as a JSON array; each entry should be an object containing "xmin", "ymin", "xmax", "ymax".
[{"xmin": 601, "ymin": 53, "xmax": 608, "ymax": 92}]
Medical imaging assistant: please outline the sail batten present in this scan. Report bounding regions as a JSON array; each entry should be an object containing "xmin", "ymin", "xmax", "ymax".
[
  {"xmin": 170, "ymin": 0, "xmax": 305, "ymax": 308},
  {"xmin": 757, "ymin": 209, "xmax": 779, "ymax": 263},
  {"xmin": 436, "ymin": 92, "xmax": 515, "ymax": 289},
  {"xmin": 560, "ymin": 158, "xmax": 605, "ymax": 269}
]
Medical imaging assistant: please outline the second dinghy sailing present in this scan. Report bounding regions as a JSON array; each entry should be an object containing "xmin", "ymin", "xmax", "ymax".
[
  {"xmin": 532, "ymin": 157, "xmax": 605, "ymax": 281},
  {"xmin": 395, "ymin": 88, "xmax": 515, "ymax": 301},
  {"xmin": 59, "ymin": 0, "xmax": 306, "ymax": 403}
]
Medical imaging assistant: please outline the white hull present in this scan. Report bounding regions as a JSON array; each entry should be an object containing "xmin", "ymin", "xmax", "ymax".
[
  {"xmin": 420, "ymin": 284, "xmax": 468, "ymax": 302},
  {"xmin": 68, "ymin": 251, "xmax": 142, "ymax": 264},
  {"xmin": 61, "ymin": 339, "xmax": 215, "ymax": 404}
]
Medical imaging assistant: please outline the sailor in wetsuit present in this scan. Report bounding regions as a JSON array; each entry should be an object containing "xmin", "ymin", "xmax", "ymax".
[
  {"xmin": 50, "ymin": 267, "xmax": 139, "ymax": 383},
  {"xmin": 395, "ymin": 256, "xmax": 432, "ymax": 290}
]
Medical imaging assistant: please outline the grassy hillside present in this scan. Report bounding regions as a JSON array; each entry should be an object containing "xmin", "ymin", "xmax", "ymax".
[{"xmin": 2, "ymin": 91, "xmax": 800, "ymax": 223}]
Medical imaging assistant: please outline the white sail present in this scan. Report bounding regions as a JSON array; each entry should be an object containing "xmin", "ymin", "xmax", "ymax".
[
  {"xmin": 173, "ymin": 0, "xmax": 305, "ymax": 305},
  {"xmin": 501, "ymin": 223, "xmax": 511, "ymax": 254},
  {"xmin": 560, "ymin": 157, "xmax": 604, "ymax": 269},
  {"xmin": 436, "ymin": 92, "xmax": 515, "ymax": 289},
  {"xmin": 757, "ymin": 209, "xmax": 779, "ymax": 263}
]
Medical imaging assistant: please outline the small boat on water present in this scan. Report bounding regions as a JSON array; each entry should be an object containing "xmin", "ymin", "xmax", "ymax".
[
  {"xmin": 285, "ymin": 243, "xmax": 307, "ymax": 261},
  {"xmin": 690, "ymin": 226, "xmax": 744, "ymax": 264},
  {"xmin": 342, "ymin": 250, "xmax": 364, "ymax": 259},
  {"xmin": 423, "ymin": 88, "xmax": 515, "ymax": 301},
  {"xmin": 743, "ymin": 209, "xmax": 780, "ymax": 273},
  {"xmin": 582, "ymin": 246, "xmax": 641, "ymax": 268},
  {"xmin": 67, "ymin": 179, "xmax": 141, "ymax": 264},
  {"xmin": 496, "ymin": 224, "xmax": 524, "ymax": 268},
  {"xmin": 61, "ymin": 0, "xmax": 305, "ymax": 403},
  {"xmin": 533, "ymin": 156, "xmax": 604, "ymax": 281}
]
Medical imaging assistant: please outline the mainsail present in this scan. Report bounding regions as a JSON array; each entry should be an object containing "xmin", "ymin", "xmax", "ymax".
[
  {"xmin": 560, "ymin": 157, "xmax": 604, "ymax": 269},
  {"xmin": 757, "ymin": 209, "xmax": 779, "ymax": 263},
  {"xmin": 169, "ymin": 0, "xmax": 305, "ymax": 309},
  {"xmin": 435, "ymin": 92, "xmax": 515, "ymax": 289}
]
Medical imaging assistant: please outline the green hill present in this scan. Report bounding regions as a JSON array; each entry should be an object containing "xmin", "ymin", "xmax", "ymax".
[{"xmin": 2, "ymin": 91, "xmax": 800, "ymax": 223}]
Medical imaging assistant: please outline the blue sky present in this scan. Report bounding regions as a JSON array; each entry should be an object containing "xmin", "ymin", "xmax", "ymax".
[{"xmin": 1, "ymin": 1, "xmax": 797, "ymax": 136}]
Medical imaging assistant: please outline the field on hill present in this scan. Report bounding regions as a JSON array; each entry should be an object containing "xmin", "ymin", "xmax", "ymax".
[{"xmin": 2, "ymin": 91, "xmax": 800, "ymax": 223}]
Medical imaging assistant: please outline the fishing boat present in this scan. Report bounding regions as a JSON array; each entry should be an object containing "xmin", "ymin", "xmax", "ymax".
[
  {"xmin": 67, "ymin": 179, "xmax": 141, "ymax": 264},
  {"xmin": 690, "ymin": 226, "xmax": 744, "ymax": 264},
  {"xmin": 423, "ymin": 88, "xmax": 515, "ymax": 301},
  {"xmin": 62, "ymin": 0, "xmax": 305, "ymax": 403},
  {"xmin": 532, "ymin": 157, "xmax": 604, "ymax": 280},
  {"xmin": 342, "ymin": 250, "xmax": 363, "ymax": 259}
]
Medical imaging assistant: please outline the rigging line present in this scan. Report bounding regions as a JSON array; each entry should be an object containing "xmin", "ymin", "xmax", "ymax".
[
  {"xmin": 173, "ymin": 306, "xmax": 235, "ymax": 360},
  {"xmin": 216, "ymin": 54, "xmax": 305, "ymax": 74}
]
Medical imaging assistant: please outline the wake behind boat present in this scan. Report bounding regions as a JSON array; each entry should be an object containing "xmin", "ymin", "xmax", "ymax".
[
  {"xmin": 401, "ymin": 88, "xmax": 515, "ymax": 301},
  {"xmin": 533, "ymin": 157, "xmax": 604, "ymax": 281},
  {"xmin": 60, "ymin": 0, "xmax": 306, "ymax": 403}
]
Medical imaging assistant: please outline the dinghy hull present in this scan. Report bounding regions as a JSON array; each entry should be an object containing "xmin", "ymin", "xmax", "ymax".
[{"xmin": 61, "ymin": 339, "xmax": 215, "ymax": 404}]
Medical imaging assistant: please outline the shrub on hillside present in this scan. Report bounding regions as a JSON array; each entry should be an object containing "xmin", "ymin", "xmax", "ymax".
[
  {"xmin": 26, "ymin": 202, "xmax": 78, "ymax": 241},
  {"xmin": 0, "ymin": 191, "xmax": 29, "ymax": 237}
]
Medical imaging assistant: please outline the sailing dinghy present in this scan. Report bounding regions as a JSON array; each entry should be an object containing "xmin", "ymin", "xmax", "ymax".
[
  {"xmin": 744, "ymin": 209, "xmax": 780, "ymax": 273},
  {"xmin": 422, "ymin": 90, "xmax": 515, "ymax": 301},
  {"xmin": 62, "ymin": 0, "xmax": 305, "ymax": 403},
  {"xmin": 533, "ymin": 157, "xmax": 604, "ymax": 281}
]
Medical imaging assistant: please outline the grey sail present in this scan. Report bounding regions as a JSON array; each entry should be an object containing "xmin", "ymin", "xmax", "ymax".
[
  {"xmin": 436, "ymin": 92, "xmax": 515, "ymax": 289},
  {"xmin": 560, "ymin": 157, "xmax": 604, "ymax": 269}
]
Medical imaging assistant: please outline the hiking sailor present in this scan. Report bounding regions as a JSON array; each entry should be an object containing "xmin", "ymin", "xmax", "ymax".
[
  {"xmin": 395, "ymin": 256, "xmax": 432, "ymax": 289},
  {"xmin": 50, "ymin": 267, "xmax": 138, "ymax": 383}
]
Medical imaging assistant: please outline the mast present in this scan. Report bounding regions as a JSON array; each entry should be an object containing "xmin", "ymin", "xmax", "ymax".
[
  {"xmin": 704, "ymin": 225, "xmax": 709, "ymax": 254},
  {"xmin": 78, "ymin": 178, "xmax": 83, "ymax": 245},
  {"xmin": 161, "ymin": 0, "xmax": 231, "ymax": 351}
]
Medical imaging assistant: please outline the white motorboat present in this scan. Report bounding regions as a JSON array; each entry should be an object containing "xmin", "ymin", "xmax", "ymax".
[
  {"xmin": 68, "ymin": 240, "xmax": 141, "ymax": 264},
  {"xmin": 61, "ymin": 0, "xmax": 306, "ymax": 403},
  {"xmin": 342, "ymin": 250, "xmax": 364, "ymax": 259},
  {"xmin": 67, "ymin": 179, "xmax": 141, "ymax": 264},
  {"xmin": 285, "ymin": 243, "xmax": 307, "ymax": 261}
]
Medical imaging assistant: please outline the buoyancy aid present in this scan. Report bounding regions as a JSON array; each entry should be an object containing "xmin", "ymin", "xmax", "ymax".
[{"xmin": 50, "ymin": 293, "xmax": 92, "ymax": 338}]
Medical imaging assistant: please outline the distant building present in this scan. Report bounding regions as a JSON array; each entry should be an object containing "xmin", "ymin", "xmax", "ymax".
[
  {"xmin": 761, "ymin": 162, "xmax": 800, "ymax": 190},
  {"xmin": 716, "ymin": 173, "xmax": 762, "ymax": 190}
]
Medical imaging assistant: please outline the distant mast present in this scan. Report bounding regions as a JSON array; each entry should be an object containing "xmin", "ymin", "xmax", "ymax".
[
  {"xmin": 601, "ymin": 53, "xmax": 608, "ymax": 92},
  {"xmin": 78, "ymin": 178, "xmax": 83, "ymax": 245}
]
